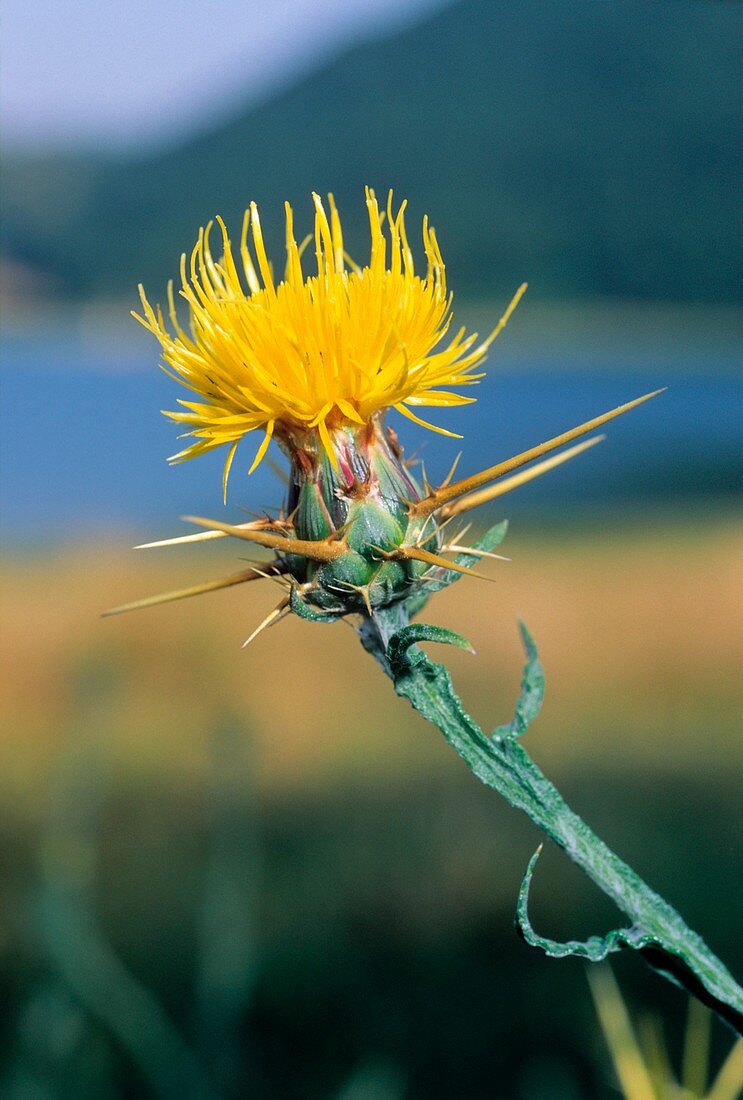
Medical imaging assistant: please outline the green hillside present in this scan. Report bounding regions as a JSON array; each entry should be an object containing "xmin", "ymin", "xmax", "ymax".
[{"xmin": 4, "ymin": 0, "xmax": 742, "ymax": 303}]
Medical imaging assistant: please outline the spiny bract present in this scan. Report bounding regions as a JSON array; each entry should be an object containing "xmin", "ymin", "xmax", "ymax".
[{"xmin": 107, "ymin": 191, "xmax": 661, "ymax": 643}]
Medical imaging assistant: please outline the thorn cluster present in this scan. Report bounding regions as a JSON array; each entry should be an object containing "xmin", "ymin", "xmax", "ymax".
[{"xmin": 104, "ymin": 391, "xmax": 663, "ymax": 643}]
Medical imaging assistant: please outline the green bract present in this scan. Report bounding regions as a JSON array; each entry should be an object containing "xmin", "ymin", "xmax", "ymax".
[{"xmin": 284, "ymin": 419, "xmax": 442, "ymax": 618}]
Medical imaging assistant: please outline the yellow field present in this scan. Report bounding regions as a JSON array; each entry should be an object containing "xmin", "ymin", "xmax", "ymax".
[{"xmin": 2, "ymin": 515, "xmax": 742, "ymax": 817}]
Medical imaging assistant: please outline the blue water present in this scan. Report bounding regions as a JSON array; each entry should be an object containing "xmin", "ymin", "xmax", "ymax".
[{"xmin": 1, "ymin": 332, "xmax": 740, "ymax": 542}]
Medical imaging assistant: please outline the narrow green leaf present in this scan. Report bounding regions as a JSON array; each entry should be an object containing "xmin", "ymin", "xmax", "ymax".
[
  {"xmin": 387, "ymin": 623, "xmax": 474, "ymax": 676},
  {"xmin": 514, "ymin": 846, "xmax": 743, "ymax": 1034},
  {"xmin": 492, "ymin": 621, "xmax": 545, "ymax": 739},
  {"xmin": 516, "ymin": 847, "xmax": 642, "ymax": 961},
  {"xmin": 424, "ymin": 520, "xmax": 509, "ymax": 593}
]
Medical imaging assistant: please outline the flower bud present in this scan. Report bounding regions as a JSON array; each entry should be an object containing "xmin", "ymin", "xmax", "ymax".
[{"xmin": 283, "ymin": 416, "xmax": 434, "ymax": 616}]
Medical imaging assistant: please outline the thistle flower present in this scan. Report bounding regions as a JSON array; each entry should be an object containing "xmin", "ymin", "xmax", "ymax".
[
  {"xmin": 104, "ymin": 196, "xmax": 743, "ymax": 1032},
  {"xmin": 107, "ymin": 190, "xmax": 661, "ymax": 641}
]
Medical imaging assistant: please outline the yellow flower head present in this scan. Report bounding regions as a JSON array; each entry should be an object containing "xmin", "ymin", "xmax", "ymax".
[{"xmin": 134, "ymin": 189, "xmax": 525, "ymax": 497}]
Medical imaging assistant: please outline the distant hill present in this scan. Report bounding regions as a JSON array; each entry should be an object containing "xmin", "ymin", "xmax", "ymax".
[{"xmin": 3, "ymin": 0, "xmax": 741, "ymax": 304}]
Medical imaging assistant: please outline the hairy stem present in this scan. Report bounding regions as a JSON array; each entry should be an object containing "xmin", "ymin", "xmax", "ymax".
[{"xmin": 359, "ymin": 610, "xmax": 743, "ymax": 1033}]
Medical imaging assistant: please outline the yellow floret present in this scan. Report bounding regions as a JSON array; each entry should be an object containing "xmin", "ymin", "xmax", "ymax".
[{"xmin": 134, "ymin": 188, "xmax": 525, "ymax": 497}]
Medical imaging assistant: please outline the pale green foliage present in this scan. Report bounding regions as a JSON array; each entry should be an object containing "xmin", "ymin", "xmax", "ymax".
[{"xmin": 358, "ymin": 520, "xmax": 743, "ymax": 1033}]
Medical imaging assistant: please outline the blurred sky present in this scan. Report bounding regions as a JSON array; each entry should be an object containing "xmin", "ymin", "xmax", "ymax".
[{"xmin": 2, "ymin": 0, "xmax": 449, "ymax": 152}]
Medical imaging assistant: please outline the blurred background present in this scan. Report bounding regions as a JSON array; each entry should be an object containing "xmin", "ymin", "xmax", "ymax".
[{"xmin": 1, "ymin": 0, "xmax": 742, "ymax": 1096}]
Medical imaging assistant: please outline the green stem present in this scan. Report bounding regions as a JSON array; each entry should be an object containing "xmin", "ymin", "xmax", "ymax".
[{"xmin": 359, "ymin": 610, "xmax": 743, "ymax": 1034}]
